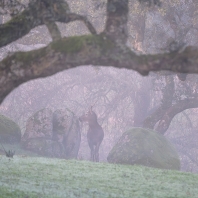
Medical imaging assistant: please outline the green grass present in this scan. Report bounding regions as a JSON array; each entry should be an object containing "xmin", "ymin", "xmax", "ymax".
[{"xmin": 0, "ymin": 156, "xmax": 198, "ymax": 198}]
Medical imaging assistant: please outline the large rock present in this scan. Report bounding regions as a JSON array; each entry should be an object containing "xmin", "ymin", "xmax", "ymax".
[
  {"xmin": 0, "ymin": 115, "xmax": 21, "ymax": 143},
  {"xmin": 22, "ymin": 108, "xmax": 53, "ymax": 141},
  {"xmin": 107, "ymin": 128, "xmax": 180, "ymax": 170},
  {"xmin": 52, "ymin": 109, "xmax": 81, "ymax": 159},
  {"xmin": 22, "ymin": 108, "xmax": 81, "ymax": 159}
]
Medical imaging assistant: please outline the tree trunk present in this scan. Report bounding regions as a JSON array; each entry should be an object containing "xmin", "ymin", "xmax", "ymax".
[{"xmin": 104, "ymin": 0, "xmax": 129, "ymax": 45}]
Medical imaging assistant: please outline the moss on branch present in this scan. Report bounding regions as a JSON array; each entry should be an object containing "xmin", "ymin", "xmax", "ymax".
[{"xmin": 51, "ymin": 34, "xmax": 115, "ymax": 54}]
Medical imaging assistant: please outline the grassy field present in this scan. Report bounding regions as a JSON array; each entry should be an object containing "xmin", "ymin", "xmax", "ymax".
[{"xmin": 0, "ymin": 155, "xmax": 198, "ymax": 198}]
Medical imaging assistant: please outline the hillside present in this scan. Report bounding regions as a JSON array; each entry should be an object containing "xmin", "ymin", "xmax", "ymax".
[{"xmin": 0, "ymin": 155, "xmax": 198, "ymax": 198}]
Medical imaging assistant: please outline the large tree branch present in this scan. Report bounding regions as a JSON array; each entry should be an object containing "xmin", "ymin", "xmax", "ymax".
[
  {"xmin": 155, "ymin": 97, "xmax": 198, "ymax": 134},
  {"xmin": 0, "ymin": 34, "xmax": 198, "ymax": 104},
  {"xmin": 143, "ymin": 76, "xmax": 175, "ymax": 129},
  {"xmin": 104, "ymin": 0, "xmax": 129, "ymax": 45},
  {"xmin": 0, "ymin": 0, "xmax": 96, "ymax": 47}
]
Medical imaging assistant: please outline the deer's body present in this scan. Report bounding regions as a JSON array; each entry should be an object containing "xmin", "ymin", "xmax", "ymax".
[{"xmin": 79, "ymin": 108, "xmax": 104, "ymax": 162}]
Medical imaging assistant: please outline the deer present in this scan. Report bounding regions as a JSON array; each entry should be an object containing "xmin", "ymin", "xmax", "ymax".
[{"xmin": 79, "ymin": 107, "xmax": 104, "ymax": 162}]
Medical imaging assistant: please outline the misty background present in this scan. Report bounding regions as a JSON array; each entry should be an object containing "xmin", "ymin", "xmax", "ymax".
[{"xmin": 0, "ymin": 0, "xmax": 198, "ymax": 173}]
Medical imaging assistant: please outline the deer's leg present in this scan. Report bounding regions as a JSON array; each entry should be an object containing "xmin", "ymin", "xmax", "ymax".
[
  {"xmin": 87, "ymin": 135, "xmax": 93, "ymax": 161},
  {"xmin": 89, "ymin": 144, "xmax": 94, "ymax": 161},
  {"xmin": 93, "ymin": 145, "xmax": 96, "ymax": 162},
  {"xmin": 95, "ymin": 143, "xmax": 100, "ymax": 162}
]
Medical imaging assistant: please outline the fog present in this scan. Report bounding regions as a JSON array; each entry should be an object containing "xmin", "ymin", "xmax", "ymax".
[
  {"xmin": 1, "ymin": 1, "xmax": 198, "ymax": 196},
  {"xmin": 0, "ymin": 65, "xmax": 198, "ymax": 172}
]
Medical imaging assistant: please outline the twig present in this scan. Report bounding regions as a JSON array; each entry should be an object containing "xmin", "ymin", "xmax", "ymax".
[{"xmin": 0, "ymin": 142, "xmax": 15, "ymax": 158}]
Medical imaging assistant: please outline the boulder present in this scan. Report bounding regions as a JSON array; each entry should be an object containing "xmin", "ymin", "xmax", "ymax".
[
  {"xmin": 52, "ymin": 109, "xmax": 81, "ymax": 159},
  {"xmin": 22, "ymin": 108, "xmax": 81, "ymax": 159},
  {"xmin": 0, "ymin": 115, "xmax": 21, "ymax": 143},
  {"xmin": 107, "ymin": 128, "xmax": 180, "ymax": 170},
  {"xmin": 22, "ymin": 108, "xmax": 53, "ymax": 141}
]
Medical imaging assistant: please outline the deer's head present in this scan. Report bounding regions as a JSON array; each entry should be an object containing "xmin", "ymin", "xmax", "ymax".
[{"xmin": 79, "ymin": 107, "xmax": 97, "ymax": 124}]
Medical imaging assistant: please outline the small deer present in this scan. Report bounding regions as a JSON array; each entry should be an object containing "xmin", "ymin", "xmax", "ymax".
[{"xmin": 79, "ymin": 107, "xmax": 104, "ymax": 162}]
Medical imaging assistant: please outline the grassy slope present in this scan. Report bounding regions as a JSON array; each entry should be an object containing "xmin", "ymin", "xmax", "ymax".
[{"xmin": 0, "ymin": 156, "xmax": 198, "ymax": 198}]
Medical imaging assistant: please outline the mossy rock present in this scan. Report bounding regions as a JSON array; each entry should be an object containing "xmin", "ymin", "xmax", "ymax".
[
  {"xmin": 0, "ymin": 115, "xmax": 21, "ymax": 143},
  {"xmin": 107, "ymin": 128, "xmax": 180, "ymax": 170}
]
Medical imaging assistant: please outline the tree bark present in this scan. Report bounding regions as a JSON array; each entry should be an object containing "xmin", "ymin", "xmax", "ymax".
[
  {"xmin": 1, "ymin": 34, "xmax": 198, "ymax": 104},
  {"xmin": 104, "ymin": 0, "xmax": 129, "ymax": 45},
  {"xmin": 0, "ymin": 0, "xmax": 96, "ymax": 48},
  {"xmin": 0, "ymin": 0, "xmax": 198, "ymax": 106},
  {"xmin": 133, "ymin": 78, "xmax": 151, "ymax": 127},
  {"xmin": 143, "ymin": 76, "xmax": 175, "ymax": 129}
]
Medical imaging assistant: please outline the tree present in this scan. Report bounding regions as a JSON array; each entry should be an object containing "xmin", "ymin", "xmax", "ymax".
[{"xmin": 0, "ymin": 0, "xmax": 198, "ymax": 105}]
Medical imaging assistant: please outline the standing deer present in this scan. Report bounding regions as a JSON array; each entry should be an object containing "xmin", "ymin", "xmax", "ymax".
[{"xmin": 79, "ymin": 107, "xmax": 104, "ymax": 162}]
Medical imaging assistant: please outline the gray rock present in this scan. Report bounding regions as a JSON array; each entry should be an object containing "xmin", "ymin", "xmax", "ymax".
[
  {"xmin": 52, "ymin": 109, "xmax": 81, "ymax": 159},
  {"xmin": 22, "ymin": 108, "xmax": 53, "ymax": 141},
  {"xmin": 107, "ymin": 128, "xmax": 180, "ymax": 170},
  {"xmin": 22, "ymin": 108, "xmax": 81, "ymax": 159}
]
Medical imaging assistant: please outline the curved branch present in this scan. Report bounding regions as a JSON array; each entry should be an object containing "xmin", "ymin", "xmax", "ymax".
[
  {"xmin": 155, "ymin": 97, "xmax": 198, "ymax": 134},
  {"xmin": 143, "ymin": 76, "xmax": 175, "ymax": 129}
]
